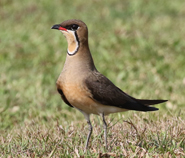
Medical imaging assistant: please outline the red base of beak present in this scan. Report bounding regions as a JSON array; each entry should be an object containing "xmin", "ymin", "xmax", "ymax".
[
  {"xmin": 59, "ymin": 27, "xmax": 67, "ymax": 31},
  {"xmin": 51, "ymin": 24, "xmax": 67, "ymax": 31}
]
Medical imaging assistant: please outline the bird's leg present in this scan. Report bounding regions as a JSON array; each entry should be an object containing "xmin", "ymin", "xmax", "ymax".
[
  {"xmin": 80, "ymin": 111, "xmax": 92, "ymax": 152},
  {"xmin": 85, "ymin": 120, "xmax": 92, "ymax": 150},
  {"xmin": 101, "ymin": 113, "xmax": 107, "ymax": 149}
]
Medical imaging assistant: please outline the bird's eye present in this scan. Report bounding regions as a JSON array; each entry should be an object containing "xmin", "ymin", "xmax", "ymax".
[{"xmin": 71, "ymin": 24, "xmax": 79, "ymax": 31}]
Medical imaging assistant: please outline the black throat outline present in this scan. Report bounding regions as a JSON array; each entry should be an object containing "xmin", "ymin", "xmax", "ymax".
[{"xmin": 67, "ymin": 31, "xmax": 80, "ymax": 56}]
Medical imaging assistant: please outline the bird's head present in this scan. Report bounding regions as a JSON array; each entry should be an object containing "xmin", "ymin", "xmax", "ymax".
[{"xmin": 51, "ymin": 19, "xmax": 88, "ymax": 55}]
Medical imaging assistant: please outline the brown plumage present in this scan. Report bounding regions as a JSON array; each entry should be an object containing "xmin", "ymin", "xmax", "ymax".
[{"xmin": 51, "ymin": 19, "xmax": 167, "ymax": 150}]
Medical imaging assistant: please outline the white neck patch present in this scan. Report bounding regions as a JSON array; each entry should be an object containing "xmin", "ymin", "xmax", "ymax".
[
  {"xmin": 67, "ymin": 33, "xmax": 79, "ymax": 55},
  {"xmin": 63, "ymin": 30, "xmax": 79, "ymax": 56}
]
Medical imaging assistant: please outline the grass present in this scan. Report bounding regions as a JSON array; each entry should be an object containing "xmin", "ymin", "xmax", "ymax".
[{"xmin": 0, "ymin": 0, "xmax": 185, "ymax": 157}]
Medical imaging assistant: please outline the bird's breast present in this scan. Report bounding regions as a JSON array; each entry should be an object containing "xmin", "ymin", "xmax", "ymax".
[
  {"xmin": 57, "ymin": 70, "xmax": 128, "ymax": 115},
  {"xmin": 58, "ymin": 80, "xmax": 99, "ymax": 114},
  {"xmin": 57, "ymin": 79, "xmax": 127, "ymax": 115}
]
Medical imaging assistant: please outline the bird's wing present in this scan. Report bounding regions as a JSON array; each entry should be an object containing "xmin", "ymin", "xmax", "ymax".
[
  {"xmin": 137, "ymin": 99, "xmax": 167, "ymax": 106},
  {"xmin": 85, "ymin": 72, "xmax": 158, "ymax": 111},
  {"xmin": 57, "ymin": 88, "xmax": 73, "ymax": 108}
]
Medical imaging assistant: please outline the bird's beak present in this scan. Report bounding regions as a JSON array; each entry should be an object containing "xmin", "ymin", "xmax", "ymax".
[{"xmin": 51, "ymin": 24, "xmax": 67, "ymax": 31}]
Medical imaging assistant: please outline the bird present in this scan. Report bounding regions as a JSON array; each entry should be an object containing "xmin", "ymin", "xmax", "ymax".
[{"xmin": 51, "ymin": 19, "xmax": 167, "ymax": 150}]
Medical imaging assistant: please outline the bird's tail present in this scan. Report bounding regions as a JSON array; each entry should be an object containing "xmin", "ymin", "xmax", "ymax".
[{"xmin": 143, "ymin": 106, "xmax": 159, "ymax": 111}]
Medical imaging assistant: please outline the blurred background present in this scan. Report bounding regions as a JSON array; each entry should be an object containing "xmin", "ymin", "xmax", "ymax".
[{"xmin": 0, "ymin": 0, "xmax": 185, "ymax": 145}]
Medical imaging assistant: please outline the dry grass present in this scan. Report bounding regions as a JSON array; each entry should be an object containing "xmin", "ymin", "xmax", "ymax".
[{"xmin": 1, "ymin": 111, "xmax": 185, "ymax": 157}]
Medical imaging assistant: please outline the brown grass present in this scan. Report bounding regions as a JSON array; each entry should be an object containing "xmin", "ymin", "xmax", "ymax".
[{"xmin": 1, "ymin": 111, "xmax": 185, "ymax": 157}]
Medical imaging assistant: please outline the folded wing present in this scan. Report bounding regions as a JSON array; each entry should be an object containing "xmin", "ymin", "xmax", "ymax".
[{"xmin": 85, "ymin": 72, "xmax": 167, "ymax": 112}]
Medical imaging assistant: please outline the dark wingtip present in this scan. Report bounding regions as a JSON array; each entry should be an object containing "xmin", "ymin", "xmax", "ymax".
[
  {"xmin": 155, "ymin": 100, "xmax": 168, "ymax": 104},
  {"xmin": 159, "ymin": 100, "xmax": 168, "ymax": 102},
  {"xmin": 138, "ymin": 99, "xmax": 168, "ymax": 106}
]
